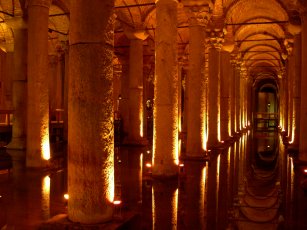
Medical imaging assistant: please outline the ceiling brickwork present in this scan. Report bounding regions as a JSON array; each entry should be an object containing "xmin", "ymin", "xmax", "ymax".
[{"xmin": 0, "ymin": 0, "xmax": 305, "ymax": 83}]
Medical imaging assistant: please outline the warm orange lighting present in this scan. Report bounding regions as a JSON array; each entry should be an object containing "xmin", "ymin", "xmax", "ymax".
[
  {"xmin": 42, "ymin": 175, "xmax": 50, "ymax": 220},
  {"xmin": 146, "ymin": 163, "xmax": 152, "ymax": 168},
  {"xmin": 105, "ymin": 151, "xmax": 115, "ymax": 203},
  {"xmin": 42, "ymin": 136, "xmax": 50, "ymax": 160},
  {"xmin": 147, "ymin": 150, "xmax": 151, "ymax": 154},
  {"xmin": 179, "ymin": 163, "xmax": 184, "ymax": 167},
  {"xmin": 113, "ymin": 200, "xmax": 122, "ymax": 205},
  {"xmin": 140, "ymin": 104, "xmax": 143, "ymax": 137},
  {"xmin": 303, "ymin": 169, "xmax": 307, "ymax": 174},
  {"xmin": 64, "ymin": 194, "xmax": 69, "ymax": 200}
]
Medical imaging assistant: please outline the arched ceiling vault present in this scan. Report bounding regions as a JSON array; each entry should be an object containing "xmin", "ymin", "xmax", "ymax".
[{"xmin": 0, "ymin": 0, "xmax": 304, "ymax": 84}]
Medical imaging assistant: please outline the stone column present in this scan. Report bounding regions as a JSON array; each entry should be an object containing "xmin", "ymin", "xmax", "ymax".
[
  {"xmin": 220, "ymin": 51, "xmax": 231, "ymax": 141},
  {"xmin": 68, "ymin": 0, "xmax": 115, "ymax": 224},
  {"xmin": 27, "ymin": 0, "xmax": 51, "ymax": 167},
  {"xmin": 48, "ymin": 55, "xmax": 58, "ymax": 120},
  {"xmin": 3, "ymin": 45, "xmax": 13, "ymax": 109},
  {"xmin": 235, "ymin": 60, "xmax": 241, "ymax": 132},
  {"xmin": 63, "ymin": 42, "xmax": 69, "ymax": 142},
  {"xmin": 206, "ymin": 28, "xmax": 224, "ymax": 149},
  {"xmin": 230, "ymin": 56, "xmax": 236, "ymax": 135},
  {"xmin": 185, "ymin": 10, "xmax": 209, "ymax": 157},
  {"xmin": 7, "ymin": 18, "xmax": 27, "ymax": 149},
  {"xmin": 153, "ymin": 0, "xmax": 179, "ymax": 177},
  {"xmin": 292, "ymin": 34, "xmax": 301, "ymax": 148},
  {"xmin": 299, "ymin": 11, "xmax": 307, "ymax": 161},
  {"xmin": 126, "ymin": 31, "xmax": 148, "ymax": 145}
]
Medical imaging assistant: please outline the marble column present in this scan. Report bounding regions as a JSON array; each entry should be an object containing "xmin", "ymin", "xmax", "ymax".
[
  {"xmin": 3, "ymin": 45, "xmax": 13, "ymax": 109},
  {"xmin": 7, "ymin": 18, "xmax": 27, "ymax": 150},
  {"xmin": 220, "ymin": 51, "xmax": 231, "ymax": 141},
  {"xmin": 63, "ymin": 42, "xmax": 69, "ymax": 142},
  {"xmin": 206, "ymin": 29, "xmax": 224, "ymax": 149},
  {"xmin": 287, "ymin": 46, "xmax": 294, "ymax": 140},
  {"xmin": 153, "ymin": 0, "xmax": 179, "ymax": 177},
  {"xmin": 27, "ymin": 0, "xmax": 51, "ymax": 167},
  {"xmin": 186, "ymin": 12, "xmax": 208, "ymax": 157},
  {"xmin": 292, "ymin": 34, "xmax": 301, "ymax": 147},
  {"xmin": 48, "ymin": 55, "xmax": 58, "ymax": 120},
  {"xmin": 126, "ymin": 31, "xmax": 148, "ymax": 145},
  {"xmin": 68, "ymin": 0, "xmax": 115, "ymax": 223},
  {"xmin": 299, "ymin": 11, "xmax": 307, "ymax": 161}
]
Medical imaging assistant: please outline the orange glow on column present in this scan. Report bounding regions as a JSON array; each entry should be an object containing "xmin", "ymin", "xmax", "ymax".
[
  {"xmin": 140, "ymin": 103, "xmax": 143, "ymax": 137},
  {"xmin": 106, "ymin": 153, "xmax": 115, "ymax": 203},
  {"xmin": 42, "ymin": 134, "xmax": 50, "ymax": 160}
]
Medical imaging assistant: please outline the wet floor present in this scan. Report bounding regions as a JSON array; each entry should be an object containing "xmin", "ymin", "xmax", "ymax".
[{"xmin": 1, "ymin": 131, "xmax": 307, "ymax": 230}]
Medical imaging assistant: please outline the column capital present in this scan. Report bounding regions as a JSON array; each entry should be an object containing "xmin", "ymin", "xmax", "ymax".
[
  {"xmin": 124, "ymin": 27, "xmax": 149, "ymax": 40},
  {"xmin": 27, "ymin": 0, "xmax": 51, "ymax": 8},
  {"xmin": 185, "ymin": 6, "xmax": 211, "ymax": 27},
  {"xmin": 205, "ymin": 28, "xmax": 224, "ymax": 49}
]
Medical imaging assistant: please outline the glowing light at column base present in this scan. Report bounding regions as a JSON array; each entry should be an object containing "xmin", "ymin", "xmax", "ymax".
[
  {"xmin": 42, "ymin": 135, "xmax": 50, "ymax": 160},
  {"xmin": 140, "ymin": 105, "xmax": 143, "ymax": 137},
  {"xmin": 42, "ymin": 175, "xmax": 50, "ymax": 220},
  {"xmin": 105, "ymin": 153, "xmax": 115, "ymax": 203}
]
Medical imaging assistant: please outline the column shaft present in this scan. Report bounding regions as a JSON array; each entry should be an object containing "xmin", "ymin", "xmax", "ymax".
[
  {"xmin": 186, "ymin": 23, "xmax": 205, "ymax": 156},
  {"xmin": 292, "ymin": 34, "xmax": 301, "ymax": 147},
  {"xmin": 27, "ymin": 0, "xmax": 51, "ymax": 167},
  {"xmin": 68, "ymin": 0, "xmax": 115, "ymax": 223},
  {"xmin": 299, "ymin": 13, "xmax": 307, "ymax": 161},
  {"xmin": 220, "ymin": 51, "xmax": 231, "ymax": 141},
  {"xmin": 128, "ymin": 39, "xmax": 145, "ymax": 143},
  {"xmin": 207, "ymin": 46, "xmax": 221, "ymax": 148},
  {"xmin": 8, "ymin": 26, "xmax": 27, "ymax": 149},
  {"xmin": 235, "ymin": 65, "xmax": 241, "ymax": 132},
  {"xmin": 153, "ymin": 0, "xmax": 179, "ymax": 176}
]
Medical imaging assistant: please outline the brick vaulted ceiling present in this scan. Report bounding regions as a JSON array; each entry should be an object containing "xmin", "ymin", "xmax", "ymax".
[{"xmin": 0, "ymin": 0, "xmax": 305, "ymax": 83}]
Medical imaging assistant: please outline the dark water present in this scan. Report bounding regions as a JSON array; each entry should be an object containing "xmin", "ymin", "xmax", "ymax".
[{"xmin": 1, "ymin": 131, "xmax": 307, "ymax": 229}]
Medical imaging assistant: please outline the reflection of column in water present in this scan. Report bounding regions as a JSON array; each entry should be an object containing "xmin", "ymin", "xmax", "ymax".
[
  {"xmin": 50, "ymin": 170, "xmax": 67, "ymax": 216},
  {"xmin": 217, "ymin": 149, "xmax": 230, "ymax": 230},
  {"xmin": 207, "ymin": 152, "xmax": 219, "ymax": 229},
  {"xmin": 42, "ymin": 175, "xmax": 50, "ymax": 220},
  {"xmin": 120, "ymin": 148, "xmax": 142, "ymax": 209},
  {"xmin": 180, "ymin": 162, "xmax": 206, "ymax": 229},
  {"xmin": 152, "ymin": 180, "xmax": 178, "ymax": 230}
]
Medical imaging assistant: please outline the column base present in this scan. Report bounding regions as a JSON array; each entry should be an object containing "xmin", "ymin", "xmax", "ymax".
[{"xmin": 39, "ymin": 212, "xmax": 140, "ymax": 230}]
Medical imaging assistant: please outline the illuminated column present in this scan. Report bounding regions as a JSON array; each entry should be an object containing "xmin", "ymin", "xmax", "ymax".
[
  {"xmin": 234, "ymin": 60, "xmax": 241, "ymax": 132},
  {"xmin": 185, "ymin": 9, "xmax": 209, "ymax": 157},
  {"xmin": 206, "ymin": 28, "xmax": 224, "ymax": 149},
  {"xmin": 230, "ymin": 57, "xmax": 236, "ymax": 135},
  {"xmin": 284, "ymin": 75, "xmax": 289, "ymax": 133},
  {"xmin": 7, "ymin": 18, "xmax": 27, "ymax": 149},
  {"xmin": 27, "ymin": 0, "xmax": 51, "ymax": 167},
  {"xmin": 126, "ymin": 31, "xmax": 148, "ymax": 144},
  {"xmin": 292, "ymin": 34, "xmax": 301, "ymax": 147},
  {"xmin": 63, "ymin": 42, "xmax": 69, "ymax": 142},
  {"xmin": 220, "ymin": 51, "xmax": 231, "ymax": 141},
  {"xmin": 286, "ymin": 43, "xmax": 294, "ymax": 139},
  {"xmin": 68, "ymin": 0, "xmax": 115, "ymax": 224},
  {"xmin": 153, "ymin": 0, "xmax": 179, "ymax": 177},
  {"xmin": 299, "ymin": 11, "xmax": 307, "ymax": 161}
]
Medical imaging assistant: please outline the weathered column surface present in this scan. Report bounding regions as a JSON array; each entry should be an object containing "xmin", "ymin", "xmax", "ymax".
[
  {"xmin": 235, "ymin": 60, "xmax": 241, "ymax": 132},
  {"xmin": 230, "ymin": 56, "xmax": 236, "ymax": 136},
  {"xmin": 153, "ymin": 0, "xmax": 179, "ymax": 177},
  {"xmin": 126, "ymin": 31, "xmax": 148, "ymax": 145},
  {"xmin": 299, "ymin": 11, "xmax": 307, "ymax": 161},
  {"xmin": 206, "ymin": 29, "xmax": 223, "ymax": 149},
  {"xmin": 27, "ymin": 0, "xmax": 51, "ymax": 167},
  {"xmin": 68, "ymin": 0, "xmax": 115, "ymax": 224},
  {"xmin": 7, "ymin": 18, "xmax": 27, "ymax": 150},
  {"xmin": 186, "ymin": 12, "xmax": 208, "ymax": 157},
  {"xmin": 220, "ymin": 51, "xmax": 231, "ymax": 141}
]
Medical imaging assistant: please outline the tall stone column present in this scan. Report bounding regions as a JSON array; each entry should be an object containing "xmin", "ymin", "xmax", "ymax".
[
  {"xmin": 291, "ymin": 34, "xmax": 301, "ymax": 148},
  {"xmin": 220, "ymin": 51, "xmax": 231, "ymax": 141},
  {"xmin": 68, "ymin": 0, "xmax": 115, "ymax": 224},
  {"xmin": 63, "ymin": 42, "xmax": 69, "ymax": 142},
  {"xmin": 185, "ymin": 9, "xmax": 209, "ymax": 157},
  {"xmin": 7, "ymin": 18, "xmax": 27, "ymax": 150},
  {"xmin": 299, "ymin": 11, "xmax": 307, "ymax": 161},
  {"xmin": 230, "ymin": 57, "xmax": 236, "ymax": 135},
  {"xmin": 3, "ymin": 45, "xmax": 13, "ymax": 109},
  {"xmin": 48, "ymin": 55, "xmax": 58, "ymax": 120},
  {"xmin": 235, "ymin": 60, "xmax": 241, "ymax": 132},
  {"xmin": 206, "ymin": 28, "xmax": 224, "ymax": 149},
  {"xmin": 27, "ymin": 0, "xmax": 51, "ymax": 167},
  {"xmin": 126, "ymin": 31, "xmax": 148, "ymax": 145},
  {"xmin": 153, "ymin": 0, "xmax": 179, "ymax": 177}
]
